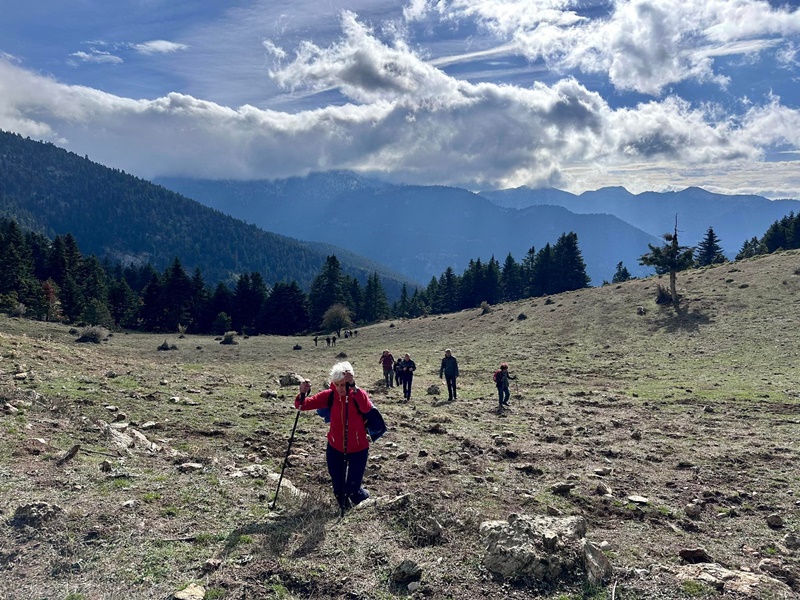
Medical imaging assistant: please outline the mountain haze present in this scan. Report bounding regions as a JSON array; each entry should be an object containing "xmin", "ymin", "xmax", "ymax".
[
  {"xmin": 480, "ymin": 186, "xmax": 800, "ymax": 257},
  {"xmin": 0, "ymin": 131, "xmax": 414, "ymax": 296},
  {"xmin": 158, "ymin": 175, "xmax": 662, "ymax": 285}
]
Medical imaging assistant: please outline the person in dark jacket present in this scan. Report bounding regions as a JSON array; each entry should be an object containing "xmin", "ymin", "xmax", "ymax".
[
  {"xmin": 379, "ymin": 350, "xmax": 395, "ymax": 387},
  {"xmin": 399, "ymin": 353, "xmax": 416, "ymax": 401},
  {"xmin": 295, "ymin": 361, "xmax": 373, "ymax": 511},
  {"xmin": 393, "ymin": 356, "xmax": 403, "ymax": 387},
  {"xmin": 439, "ymin": 348, "xmax": 459, "ymax": 401},
  {"xmin": 494, "ymin": 363, "xmax": 514, "ymax": 408}
]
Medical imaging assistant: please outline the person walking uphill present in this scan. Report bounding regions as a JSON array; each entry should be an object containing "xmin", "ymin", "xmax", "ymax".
[
  {"xmin": 379, "ymin": 350, "xmax": 395, "ymax": 388},
  {"xmin": 494, "ymin": 363, "xmax": 515, "ymax": 408},
  {"xmin": 399, "ymin": 353, "xmax": 416, "ymax": 402},
  {"xmin": 295, "ymin": 362, "xmax": 374, "ymax": 512},
  {"xmin": 439, "ymin": 349, "xmax": 459, "ymax": 401}
]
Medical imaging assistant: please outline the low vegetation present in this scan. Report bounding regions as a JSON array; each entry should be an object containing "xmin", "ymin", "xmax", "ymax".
[{"xmin": 1, "ymin": 251, "xmax": 799, "ymax": 599}]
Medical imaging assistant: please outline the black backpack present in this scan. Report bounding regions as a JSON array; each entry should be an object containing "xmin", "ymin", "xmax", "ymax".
[{"xmin": 316, "ymin": 388, "xmax": 387, "ymax": 442}]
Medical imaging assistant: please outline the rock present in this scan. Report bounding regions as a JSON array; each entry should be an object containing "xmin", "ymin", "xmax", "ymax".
[
  {"xmin": 595, "ymin": 482, "xmax": 613, "ymax": 497},
  {"xmin": 140, "ymin": 421, "xmax": 159, "ymax": 430},
  {"xmin": 426, "ymin": 384, "xmax": 441, "ymax": 395},
  {"xmin": 203, "ymin": 558, "xmax": 222, "ymax": 572},
  {"xmin": 106, "ymin": 370, "xmax": 118, "ymax": 378},
  {"xmin": 766, "ymin": 513, "xmax": 784, "ymax": 529},
  {"xmin": 178, "ymin": 462, "xmax": 204, "ymax": 473},
  {"xmin": 631, "ymin": 429, "xmax": 642, "ymax": 440},
  {"xmin": 551, "ymin": 482, "xmax": 576, "ymax": 495},
  {"xmin": 675, "ymin": 563, "xmax": 793, "ymax": 597},
  {"xmin": 3, "ymin": 403, "xmax": 19, "ymax": 415},
  {"xmin": 627, "ymin": 495, "xmax": 649, "ymax": 505},
  {"xmin": 279, "ymin": 373, "xmax": 303, "ymax": 387},
  {"xmin": 685, "ymin": 503, "xmax": 702, "ymax": 519},
  {"xmin": 515, "ymin": 464, "xmax": 544, "ymax": 476},
  {"xmin": 583, "ymin": 540, "xmax": 613, "ymax": 585},
  {"xmin": 593, "ymin": 467, "xmax": 612, "ymax": 476},
  {"xmin": 679, "ymin": 547, "xmax": 713, "ymax": 564},
  {"xmin": 11, "ymin": 502, "xmax": 63, "ymax": 527},
  {"xmin": 260, "ymin": 390, "xmax": 278, "ymax": 399},
  {"xmin": 173, "ymin": 583, "xmax": 206, "ymax": 600},
  {"xmin": 100, "ymin": 460, "xmax": 113, "ymax": 472},
  {"xmin": 392, "ymin": 559, "xmax": 422, "ymax": 584},
  {"xmin": 480, "ymin": 514, "xmax": 593, "ymax": 584},
  {"xmin": 757, "ymin": 558, "xmax": 799, "ymax": 589},
  {"xmin": 121, "ymin": 499, "xmax": 136, "ymax": 509},
  {"xmin": 407, "ymin": 581, "xmax": 421, "ymax": 592},
  {"xmin": 783, "ymin": 533, "xmax": 800, "ymax": 550}
]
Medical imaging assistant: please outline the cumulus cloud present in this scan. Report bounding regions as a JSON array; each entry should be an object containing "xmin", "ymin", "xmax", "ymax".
[
  {"xmin": 1, "ymin": 6, "xmax": 799, "ymax": 198},
  {"xmin": 424, "ymin": 0, "xmax": 800, "ymax": 95},
  {"xmin": 132, "ymin": 40, "xmax": 190, "ymax": 55}
]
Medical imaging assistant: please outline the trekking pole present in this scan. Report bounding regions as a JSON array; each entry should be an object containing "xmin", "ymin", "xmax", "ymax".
[
  {"xmin": 270, "ymin": 388, "xmax": 307, "ymax": 510},
  {"xmin": 340, "ymin": 384, "xmax": 351, "ymax": 518}
]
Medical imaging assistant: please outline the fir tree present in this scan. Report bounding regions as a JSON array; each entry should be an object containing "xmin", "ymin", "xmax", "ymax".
[
  {"xmin": 695, "ymin": 226, "xmax": 726, "ymax": 266},
  {"xmin": 639, "ymin": 218, "xmax": 695, "ymax": 306},
  {"xmin": 611, "ymin": 261, "xmax": 633, "ymax": 283}
]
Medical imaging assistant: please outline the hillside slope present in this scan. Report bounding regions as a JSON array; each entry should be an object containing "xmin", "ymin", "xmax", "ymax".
[
  {"xmin": 0, "ymin": 131, "xmax": 415, "ymax": 295},
  {"xmin": 1, "ymin": 250, "xmax": 798, "ymax": 599}
]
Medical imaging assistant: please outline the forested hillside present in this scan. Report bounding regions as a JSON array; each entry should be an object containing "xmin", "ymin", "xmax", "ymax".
[{"xmin": 0, "ymin": 131, "xmax": 412, "ymax": 295}]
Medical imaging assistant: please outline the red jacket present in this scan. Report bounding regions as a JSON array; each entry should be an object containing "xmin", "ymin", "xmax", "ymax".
[{"xmin": 295, "ymin": 384, "xmax": 373, "ymax": 453}]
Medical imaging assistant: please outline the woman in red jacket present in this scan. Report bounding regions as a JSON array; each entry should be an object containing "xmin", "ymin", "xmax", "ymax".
[{"xmin": 295, "ymin": 361, "xmax": 373, "ymax": 511}]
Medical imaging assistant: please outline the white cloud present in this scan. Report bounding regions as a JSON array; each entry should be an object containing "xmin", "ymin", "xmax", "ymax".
[
  {"xmin": 427, "ymin": 0, "xmax": 800, "ymax": 95},
  {"xmin": 132, "ymin": 40, "xmax": 190, "ymax": 55},
  {"xmin": 1, "ymin": 8, "xmax": 799, "ymax": 199},
  {"xmin": 68, "ymin": 50, "xmax": 123, "ymax": 65}
]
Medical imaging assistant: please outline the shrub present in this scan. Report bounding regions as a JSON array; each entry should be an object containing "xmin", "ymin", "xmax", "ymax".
[
  {"xmin": 480, "ymin": 301, "xmax": 491, "ymax": 314},
  {"xmin": 157, "ymin": 340, "xmax": 178, "ymax": 351},
  {"xmin": 517, "ymin": 313, "xmax": 527, "ymax": 320},
  {"xmin": 220, "ymin": 332, "xmax": 238, "ymax": 345},
  {"xmin": 655, "ymin": 284, "xmax": 672, "ymax": 304},
  {"xmin": 76, "ymin": 326, "xmax": 108, "ymax": 344},
  {"xmin": 293, "ymin": 344, "xmax": 302, "ymax": 351}
]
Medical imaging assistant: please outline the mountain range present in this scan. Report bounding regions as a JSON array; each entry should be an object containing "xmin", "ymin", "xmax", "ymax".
[{"xmin": 158, "ymin": 173, "xmax": 798, "ymax": 286}]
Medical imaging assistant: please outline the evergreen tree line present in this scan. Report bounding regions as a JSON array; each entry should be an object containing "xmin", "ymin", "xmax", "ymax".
[
  {"xmin": 0, "ymin": 218, "xmax": 392, "ymax": 335},
  {"xmin": 735, "ymin": 212, "xmax": 800, "ymax": 259}
]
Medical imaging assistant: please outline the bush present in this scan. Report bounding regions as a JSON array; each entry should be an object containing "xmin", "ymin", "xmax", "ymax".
[
  {"xmin": 517, "ymin": 313, "xmax": 527, "ymax": 320},
  {"xmin": 76, "ymin": 326, "xmax": 108, "ymax": 344},
  {"xmin": 293, "ymin": 344, "xmax": 302, "ymax": 351},
  {"xmin": 220, "ymin": 332, "xmax": 238, "ymax": 345},
  {"xmin": 157, "ymin": 340, "xmax": 178, "ymax": 351},
  {"xmin": 480, "ymin": 301, "xmax": 491, "ymax": 314},
  {"xmin": 655, "ymin": 284, "xmax": 672, "ymax": 304}
]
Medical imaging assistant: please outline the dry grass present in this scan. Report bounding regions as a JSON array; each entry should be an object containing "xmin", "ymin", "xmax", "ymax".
[{"xmin": 0, "ymin": 250, "xmax": 799, "ymax": 599}]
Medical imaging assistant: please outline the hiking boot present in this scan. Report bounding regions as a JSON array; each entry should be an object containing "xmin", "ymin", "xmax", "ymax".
[{"xmin": 350, "ymin": 488, "xmax": 370, "ymax": 505}]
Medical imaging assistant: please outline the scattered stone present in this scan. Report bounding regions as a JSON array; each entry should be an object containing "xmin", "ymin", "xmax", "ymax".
[
  {"xmin": 100, "ymin": 460, "xmax": 113, "ymax": 472},
  {"xmin": 631, "ymin": 429, "xmax": 642, "ymax": 440},
  {"xmin": 121, "ymin": 499, "xmax": 136, "ymax": 509},
  {"xmin": 11, "ymin": 502, "xmax": 63, "ymax": 527},
  {"xmin": 260, "ymin": 390, "xmax": 278, "ymax": 399},
  {"xmin": 757, "ymin": 558, "xmax": 799, "ymax": 590},
  {"xmin": 428, "ymin": 423, "xmax": 447, "ymax": 434},
  {"xmin": 3, "ymin": 403, "xmax": 19, "ymax": 415},
  {"xmin": 685, "ymin": 503, "xmax": 702, "ymax": 519},
  {"xmin": 173, "ymin": 583, "xmax": 206, "ymax": 600},
  {"xmin": 783, "ymin": 533, "xmax": 800, "ymax": 550},
  {"xmin": 551, "ymin": 482, "xmax": 576, "ymax": 495},
  {"xmin": 765, "ymin": 513, "xmax": 784, "ymax": 529},
  {"xmin": 391, "ymin": 559, "xmax": 422, "ymax": 585},
  {"xmin": 140, "ymin": 421, "xmax": 159, "ymax": 430},
  {"xmin": 106, "ymin": 370, "xmax": 118, "ymax": 378},
  {"xmin": 427, "ymin": 384, "xmax": 441, "ymax": 395},
  {"xmin": 396, "ymin": 452, "xmax": 409, "ymax": 460},
  {"xmin": 675, "ymin": 563, "xmax": 793, "ymax": 597},
  {"xmin": 279, "ymin": 373, "xmax": 303, "ymax": 387},
  {"xmin": 627, "ymin": 495, "xmax": 649, "ymax": 505},
  {"xmin": 203, "ymin": 558, "xmax": 222, "ymax": 573},
  {"xmin": 593, "ymin": 467, "xmax": 612, "ymax": 476},
  {"xmin": 407, "ymin": 581, "xmax": 421, "ymax": 592},
  {"xmin": 583, "ymin": 539, "xmax": 613, "ymax": 586},
  {"xmin": 676, "ymin": 460, "xmax": 695, "ymax": 469},
  {"xmin": 178, "ymin": 463, "xmax": 204, "ymax": 473},
  {"xmin": 595, "ymin": 482, "xmax": 613, "ymax": 497},
  {"xmin": 514, "ymin": 464, "xmax": 544, "ymax": 476},
  {"xmin": 703, "ymin": 405, "xmax": 715, "ymax": 413},
  {"xmin": 13, "ymin": 372, "xmax": 28, "ymax": 380},
  {"xmin": 679, "ymin": 547, "xmax": 713, "ymax": 564}
]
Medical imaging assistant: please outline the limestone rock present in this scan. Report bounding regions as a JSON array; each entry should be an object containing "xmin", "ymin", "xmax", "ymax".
[
  {"xmin": 684, "ymin": 503, "xmax": 702, "ymax": 519},
  {"xmin": 426, "ymin": 384, "xmax": 441, "ymax": 395},
  {"xmin": 391, "ymin": 559, "xmax": 422, "ymax": 585},
  {"xmin": 178, "ymin": 462, "xmax": 204, "ymax": 473},
  {"xmin": 279, "ymin": 373, "xmax": 303, "ymax": 387},
  {"xmin": 11, "ymin": 502, "xmax": 63, "ymax": 528},
  {"xmin": 480, "ymin": 514, "xmax": 592, "ymax": 584},
  {"xmin": 260, "ymin": 390, "xmax": 278, "ymax": 399},
  {"xmin": 173, "ymin": 583, "xmax": 205, "ymax": 600},
  {"xmin": 583, "ymin": 539, "xmax": 613, "ymax": 585},
  {"xmin": 675, "ymin": 563, "xmax": 793, "ymax": 597},
  {"xmin": 766, "ymin": 513, "xmax": 784, "ymax": 529}
]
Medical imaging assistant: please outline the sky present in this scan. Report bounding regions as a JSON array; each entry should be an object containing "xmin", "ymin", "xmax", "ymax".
[{"xmin": 1, "ymin": 0, "xmax": 799, "ymax": 199}]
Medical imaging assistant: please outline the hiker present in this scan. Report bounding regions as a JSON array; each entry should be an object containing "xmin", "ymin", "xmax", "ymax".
[
  {"xmin": 313, "ymin": 336, "xmax": 319, "ymax": 347},
  {"xmin": 399, "ymin": 353, "xmax": 416, "ymax": 401},
  {"xmin": 393, "ymin": 355, "xmax": 403, "ymax": 387},
  {"xmin": 326, "ymin": 336, "xmax": 331, "ymax": 347},
  {"xmin": 332, "ymin": 335, "xmax": 337, "ymax": 346},
  {"xmin": 379, "ymin": 350, "xmax": 395, "ymax": 387},
  {"xmin": 494, "ymin": 363, "xmax": 515, "ymax": 408},
  {"xmin": 294, "ymin": 361, "xmax": 374, "ymax": 511},
  {"xmin": 439, "ymin": 348, "xmax": 459, "ymax": 401}
]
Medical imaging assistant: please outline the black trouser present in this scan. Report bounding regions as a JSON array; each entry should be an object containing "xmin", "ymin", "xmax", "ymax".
[
  {"xmin": 498, "ymin": 385, "xmax": 510, "ymax": 405},
  {"xmin": 394, "ymin": 370, "xmax": 401, "ymax": 386},
  {"xmin": 326, "ymin": 444, "xmax": 369, "ymax": 509},
  {"xmin": 402, "ymin": 373, "xmax": 413, "ymax": 399},
  {"xmin": 445, "ymin": 376, "xmax": 457, "ymax": 399}
]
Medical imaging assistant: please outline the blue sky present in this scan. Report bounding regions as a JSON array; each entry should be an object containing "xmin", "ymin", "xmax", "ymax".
[{"xmin": 1, "ymin": 0, "xmax": 799, "ymax": 198}]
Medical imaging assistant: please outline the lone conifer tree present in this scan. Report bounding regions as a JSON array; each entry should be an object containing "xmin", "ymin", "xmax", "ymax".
[
  {"xmin": 695, "ymin": 226, "xmax": 726, "ymax": 267},
  {"xmin": 639, "ymin": 217, "xmax": 694, "ymax": 306}
]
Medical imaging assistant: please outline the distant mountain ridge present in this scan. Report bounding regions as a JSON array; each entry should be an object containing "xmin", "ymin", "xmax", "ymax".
[
  {"xmin": 158, "ymin": 175, "xmax": 664, "ymax": 284},
  {"xmin": 160, "ymin": 172, "xmax": 796, "ymax": 285},
  {"xmin": 479, "ymin": 186, "xmax": 800, "ymax": 257},
  {"xmin": 0, "ymin": 131, "xmax": 414, "ymax": 296}
]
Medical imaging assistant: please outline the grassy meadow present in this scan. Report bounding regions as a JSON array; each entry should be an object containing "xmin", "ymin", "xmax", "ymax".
[{"xmin": 1, "ymin": 250, "xmax": 799, "ymax": 599}]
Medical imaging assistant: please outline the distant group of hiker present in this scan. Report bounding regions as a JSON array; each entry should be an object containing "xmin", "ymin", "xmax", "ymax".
[
  {"xmin": 313, "ymin": 330, "xmax": 358, "ymax": 347},
  {"xmin": 283, "ymin": 349, "xmax": 515, "ymax": 514}
]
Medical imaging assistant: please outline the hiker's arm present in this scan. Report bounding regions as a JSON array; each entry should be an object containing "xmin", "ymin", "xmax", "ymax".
[{"xmin": 294, "ymin": 382, "xmax": 327, "ymax": 410}]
